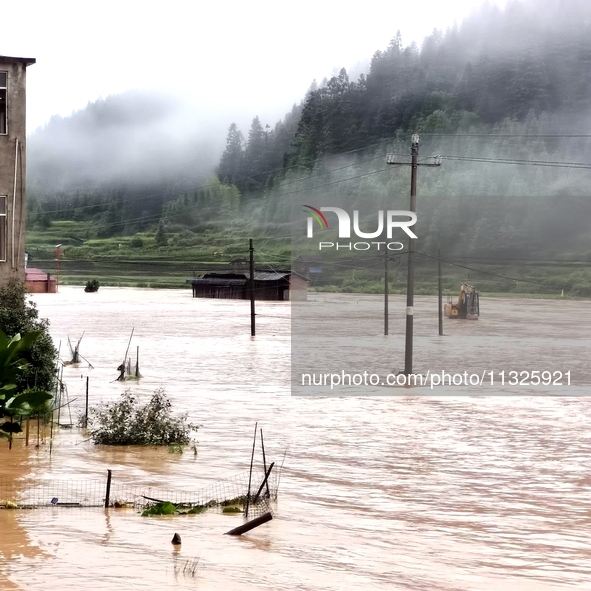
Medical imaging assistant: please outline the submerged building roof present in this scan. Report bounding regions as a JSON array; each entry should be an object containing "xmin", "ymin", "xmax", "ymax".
[
  {"xmin": 25, "ymin": 267, "xmax": 52, "ymax": 281},
  {"xmin": 253, "ymin": 272, "xmax": 289, "ymax": 281},
  {"xmin": 187, "ymin": 272, "xmax": 291, "ymax": 285}
]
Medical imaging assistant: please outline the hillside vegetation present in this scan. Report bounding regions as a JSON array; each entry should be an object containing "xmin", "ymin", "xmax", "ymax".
[{"xmin": 26, "ymin": 0, "xmax": 591, "ymax": 295}]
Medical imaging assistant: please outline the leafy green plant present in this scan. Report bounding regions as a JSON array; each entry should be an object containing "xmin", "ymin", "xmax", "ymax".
[
  {"xmin": 220, "ymin": 495, "xmax": 246, "ymax": 506},
  {"xmin": 0, "ymin": 330, "xmax": 53, "ymax": 440},
  {"xmin": 0, "ymin": 280, "xmax": 58, "ymax": 393},
  {"xmin": 141, "ymin": 501, "xmax": 177, "ymax": 516},
  {"xmin": 141, "ymin": 501, "xmax": 206, "ymax": 516},
  {"xmin": 184, "ymin": 506, "xmax": 206, "ymax": 514},
  {"xmin": 86, "ymin": 387, "xmax": 198, "ymax": 446}
]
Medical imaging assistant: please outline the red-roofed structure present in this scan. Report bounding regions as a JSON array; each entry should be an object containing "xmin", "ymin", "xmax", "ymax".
[{"xmin": 25, "ymin": 267, "xmax": 56, "ymax": 293}]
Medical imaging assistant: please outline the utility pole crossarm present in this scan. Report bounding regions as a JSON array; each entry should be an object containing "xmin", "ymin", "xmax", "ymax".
[{"xmin": 386, "ymin": 154, "xmax": 443, "ymax": 166}]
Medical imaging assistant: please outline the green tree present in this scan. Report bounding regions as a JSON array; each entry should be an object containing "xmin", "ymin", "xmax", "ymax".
[
  {"xmin": 154, "ymin": 220, "xmax": 168, "ymax": 246},
  {"xmin": 0, "ymin": 279, "xmax": 57, "ymax": 393},
  {"xmin": 217, "ymin": 123, "xmax": 245, "ymax": 185},
  {"xmin": 242, "ymin": 116, "xmax": 268, "ymax": 192}
]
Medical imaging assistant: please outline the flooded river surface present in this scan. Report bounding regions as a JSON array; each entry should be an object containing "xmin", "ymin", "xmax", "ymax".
[{"xmin": 0, "ymin": 287, "xmax": 589, "ymax": 590}]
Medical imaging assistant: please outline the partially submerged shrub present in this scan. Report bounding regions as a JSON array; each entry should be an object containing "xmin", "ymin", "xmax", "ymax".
[
  {"xmin": 84, "ymin": 279, "xmax": 100, "ymax": 292},
  {"xmin": 142, "ymin": 501, "xmax": 177, "ymax": 516},
  {"xmin": 141, "ymin": 501, "xmax": 206, "ymax": 516},
  {"xmin": 86, "ymin": 388, "xmax": 197, "ymax": 445}
]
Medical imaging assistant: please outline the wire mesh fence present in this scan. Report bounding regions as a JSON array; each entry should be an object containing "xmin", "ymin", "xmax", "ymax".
[{"xmin": 0, "ymin": 465, "xmax": 279, "ymax": 518}]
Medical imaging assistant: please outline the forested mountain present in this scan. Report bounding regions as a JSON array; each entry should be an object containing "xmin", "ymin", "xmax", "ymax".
[
  {"xmin": 27, "ymin": 91, "xmax": 221, "ymax": 236},
  {"xmin": 217, "ymin": 0, "xmax": 591, "ymax": 193},
  {"xmin": 27, "ymin": 0, "xmax": 591, "ymax": 296},
  {"xmin": 217, "ymin": 106, "xmax": 302, "ymax": 193}
]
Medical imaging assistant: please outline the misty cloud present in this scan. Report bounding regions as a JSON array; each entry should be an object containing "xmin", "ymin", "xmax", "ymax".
[{"xmin": 27, "ymin": 91, "xmax": 225, "ymax": 193}]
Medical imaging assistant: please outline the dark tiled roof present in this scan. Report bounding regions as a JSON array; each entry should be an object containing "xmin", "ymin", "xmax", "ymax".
[{"xmin": 0, "ymin": 55, "xmax": 36, "ymax": 66}]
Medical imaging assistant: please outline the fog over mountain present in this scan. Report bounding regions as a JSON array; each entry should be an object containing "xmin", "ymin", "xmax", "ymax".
[
  {"xmin": 26, "ymin": 0, "xmax": 591, "ymax": 275},
  {"xmin": 27, "ymin": 91, "xmax": 227, "ymax": 194},
  {"xmin": 215, "ymin": 0, "xmax": 591, "ymax": 194}
]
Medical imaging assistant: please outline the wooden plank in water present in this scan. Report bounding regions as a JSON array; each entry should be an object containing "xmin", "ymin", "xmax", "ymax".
[{"xmin": 224, "ymin": 512, "xmax": 273, "ymax": 536}]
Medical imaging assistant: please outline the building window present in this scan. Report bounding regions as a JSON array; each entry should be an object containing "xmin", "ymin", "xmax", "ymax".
[
  {"xmin": 0, "ymin": 72, "xmax": 6, "ymax": 134},
  {"xmin": 0, "ymin": 197, "xmax": 6, "ymax": 262}
]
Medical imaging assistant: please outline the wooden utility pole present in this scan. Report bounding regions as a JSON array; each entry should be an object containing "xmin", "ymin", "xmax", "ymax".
[
  {"xmin": 386, "ymin": 135, "xmax": 442, "ymax": 375},
  {"xmin": 384, "ymin": 252, "xmax": 389, "ymax": 335},
  {"xmin": 249, "ymin": 239, "xmax": 256, "ymax": 336},
  {"xmin": 404, "ymin": 134, "xmax": 419, "ymax": 374},
  {"xmin": 438, "ymin": 248, "xmax": 443, "ymax": 336}
]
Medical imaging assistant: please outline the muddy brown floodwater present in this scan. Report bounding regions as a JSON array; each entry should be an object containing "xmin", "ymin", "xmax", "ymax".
[{"xmin": 0, "ymin": 287, "xmax": 589, "ymax": 590}]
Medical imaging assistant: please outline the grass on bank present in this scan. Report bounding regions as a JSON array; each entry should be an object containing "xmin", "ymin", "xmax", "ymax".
[{"xmin": 26, "ymin": 221, "xmax": 591, "ymax": 297}]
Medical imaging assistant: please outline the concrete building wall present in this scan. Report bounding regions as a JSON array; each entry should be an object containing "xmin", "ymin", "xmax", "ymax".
[
  {"xmin": 0, "ymin": 56, "xmax": 35, "ymax": 288},
  {"xmin": 288, "ymin": 274, "xmax": 308, "ymax": 301},
  {"xmin": 26, "ymin": 277, "xmax": 57, "ymax": 294}
]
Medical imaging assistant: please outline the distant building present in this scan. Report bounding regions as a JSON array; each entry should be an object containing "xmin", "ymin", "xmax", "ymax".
[
  {"xmin": 187, "ymin": 272, "xmax": 307, "ymax": 301},
  {"xmin": 25, "ymin": 267, "xmax": 57, "ymax": 293},
  {"xmin": 0, "ymin": 55, "xmax": 35, "ymax": 288}
]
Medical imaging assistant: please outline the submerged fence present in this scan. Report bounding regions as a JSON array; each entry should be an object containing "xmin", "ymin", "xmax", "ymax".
[{"xmin": 0, "ymin": 466, "xmax": 279, "ymax": 518}]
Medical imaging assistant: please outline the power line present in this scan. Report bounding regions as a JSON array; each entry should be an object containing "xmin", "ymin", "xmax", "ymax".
[
  {"xmin": 32, "ymin": 142, "xmax": 591, "ymax": 220},
  {"xmin": 37, "ymin": 149, "xmax": 591, "ymax": 223},
  {"xmin": 448, "ymin": 254, "xmax": 590, "ymax": 262},
  {"xmin": 225, "ymin": 132, "xmax": 591, "ymax": 184},
  {"xmin": 440, "ymin": 155, "xmax": 591, "ymax": 169},
  {"xmin": 29, "ymin": 141, "xmax": 591, "ymax": 240},
  {"xmin": 32, "ymin": 152, "xmax": 401, "ymax": 218},
  {"xmin": 265, "ymin": 154, "xmax": 390, "ymax": 189},
  {"xmin": 417, "ymin": 251, "xmax": 567, "ymax": 290},
  {"xmin": 418, "ymin": 134, "xmax": 591, "ymax": 138}
]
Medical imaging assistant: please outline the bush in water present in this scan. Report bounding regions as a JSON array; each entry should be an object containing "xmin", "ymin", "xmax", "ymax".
[{"xmin": 86, "ymin": 388, "xmax": 197, "ymax": 445}]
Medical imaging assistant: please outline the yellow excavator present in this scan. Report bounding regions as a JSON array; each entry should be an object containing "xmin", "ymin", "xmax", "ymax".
[{"xmin": 444, "ymin": 283, "xmax": 480, "ymax": 320}]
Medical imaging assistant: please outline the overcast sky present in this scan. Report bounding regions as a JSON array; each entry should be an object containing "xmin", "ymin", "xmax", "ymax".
[{"xmin": 3, "ymin": 0, "xmax": 507, "ymax": 135}]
